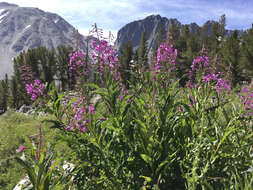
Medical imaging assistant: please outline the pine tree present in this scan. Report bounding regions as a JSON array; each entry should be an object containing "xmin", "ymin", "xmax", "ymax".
[
  {"xmin": 241, "ymin": 25, "xmax": 253, "ymax": 80},
  {"xmin": 138, "ymin": 32, "xmax": 148, "ymax": 70},
  {"xmin": 201, "ymin": 23, "xmax": 209, "ymax": 47},
  {"xmin": 119, "ymin": 41, "xmax": 133, "ymax": 88},
  {"xmin": 210, "ymin": 22, "xmax": 220, "ymax": 55},
  {"xmin": 35, "ymin": 47, "xmax": 56, "ymax": 84},
  {"xmin": 0, "ymin": 82, "xmax": 3, "ymax": 113},
  {"xmin": 56, "ymin": 45, "xmax": 73, "ymax": 91},
  {"xmin": 13, "ymin": 52, "xmax": 32, "ymax": 107},
  {"xmin": 176, "ymin": 25, "xmax": 196, "ymax": 86},
  {"xmin": 222, "ymin": 30, "xmax": 242, "ymax": 87},
  {"xmin": 10, "ymin": 75, "xmax": 18, "ymax": 108},
  {"xmin": 178, "ymin": 25, "xmax": 190, "ymax": 52},
  {"xmin": 219, "ymin": 14, "xmax": 226, "ymax": 39},
  {"xmin": 0, "ymin": 74, "xmax": 9, "ymax": 112},
  {"xmin": 170, "ymin": 25, "xmax": 180, "ymax": 46}
]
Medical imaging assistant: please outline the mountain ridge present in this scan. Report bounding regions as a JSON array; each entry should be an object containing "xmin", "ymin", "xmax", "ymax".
[
  {"xmin": 0, "ymin": 2, "xmax": 89, "ymax": 79},
  {"xmin": 114, "ymin": 14, "xmax": 242, "ymax": 54}
]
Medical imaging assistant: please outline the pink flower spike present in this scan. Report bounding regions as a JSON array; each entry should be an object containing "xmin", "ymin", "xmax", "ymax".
[
  {"xmin": 88, "ymin": 105, "xmax": 95, "ymax": 114},
  {"xmin": 242, "ymin": 86, "xmax": 249, "ymax": 93},
  {"xmin": 16, "ymin": 145, "xmax": 25, "ymax": 153}
]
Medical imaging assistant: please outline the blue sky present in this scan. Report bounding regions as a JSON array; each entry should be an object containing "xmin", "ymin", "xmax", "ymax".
[{"xmin": 4, "ymin": 0, "xmax": 253, "ymax": 37}]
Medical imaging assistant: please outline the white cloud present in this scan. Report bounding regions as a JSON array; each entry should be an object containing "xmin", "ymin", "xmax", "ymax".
[{"xmin": 78, "ymin": 28, "xmax": 118, "ymax": 42}]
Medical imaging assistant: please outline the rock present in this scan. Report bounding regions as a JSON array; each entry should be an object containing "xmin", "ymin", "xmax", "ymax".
[
  {"xmin": 90, "ymin": 94, "xmax": 102, "ymax": 105},
  {"xmin": 14, "ymin": 162, "xmax": 75, "ymax": 190},
  {"xmin": 13, "ymin": 176, "xmax": 32, "ymax": 190},
  {"xmin": 18, "ymin": 105, "xmax": 33, "ymax": 113},
  {"xmin": 63, "ymin": 161, "xmax": 75, "ymax": 173}
]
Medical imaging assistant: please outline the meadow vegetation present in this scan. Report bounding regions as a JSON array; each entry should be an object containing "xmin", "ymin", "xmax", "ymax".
[{"xmin": 0, "ymin": 19, "xmax": 252, "ymax": 189}]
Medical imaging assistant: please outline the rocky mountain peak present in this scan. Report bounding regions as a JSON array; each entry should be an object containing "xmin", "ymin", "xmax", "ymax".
[
  {"xmin": 0, "ymin": 2, "xmax": 18, "ymax": 8},
  {"xmin": 114, "ymin": 15, "xmax": 236, "ymax": 55},
  {"xmin": 0, "ymin": 3, "xmax": 89, "ymax": 79},
  {"xmin": 114, "ymin": 14, "xmax": 183, "ymax": 53}
]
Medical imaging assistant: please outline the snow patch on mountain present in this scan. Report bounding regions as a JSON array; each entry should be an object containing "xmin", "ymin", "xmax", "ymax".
[
  {"xmin": 0, "ymin": 9, "xmax": 8, "ymax": 23},
  {"xmin": 24, "ymin": 24, "xmax": 31, "ymax": 30}
]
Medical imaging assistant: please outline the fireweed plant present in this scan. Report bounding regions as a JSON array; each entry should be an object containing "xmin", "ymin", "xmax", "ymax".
[
  {"xmin": 15, "ymin": 125, "xmax": 74, "ymax": 190},
  {"xmin": 16, "ymin": 29, "xmax": 253, "ymax": 189}
]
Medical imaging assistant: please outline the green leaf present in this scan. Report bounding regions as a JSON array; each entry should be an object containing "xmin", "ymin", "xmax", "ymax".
[
  {"xmin": 15, "ymin": 157, "xmax": 37, "ymax": 188},
  {"xmin": 140, "ymin": 175, "xmax": 152, "ymax": 182},
  {"xmin": 140, "ymin": 154, "xmax": 152, "ymax": 165}
]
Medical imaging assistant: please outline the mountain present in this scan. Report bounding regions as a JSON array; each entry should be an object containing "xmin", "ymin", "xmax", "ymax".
[
  {"xmin": 114, "ymin": 14, "xmax": 235, "ymax": 54},
  {"xmin": 0, "ymin": 2, "xmax": 89, "ymax": 79},
  {"xmin": 115, "ymin": 15, "xmax": 181, "ymax": 54}
]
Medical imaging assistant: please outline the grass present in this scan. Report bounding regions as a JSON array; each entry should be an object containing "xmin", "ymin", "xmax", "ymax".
[{"xmin": 0, "ymin": 110, "xmax": 68, "ymax": 190}]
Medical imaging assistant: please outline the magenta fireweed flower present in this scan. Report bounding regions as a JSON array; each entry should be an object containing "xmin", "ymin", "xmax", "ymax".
[
  {"xmin": 16, "ymin": 145, "xmax": 25, "ymax": 153},
  {"xmin": 242, "ymin": 86, "xmax": 249, "ymax": 93},
  {"xmin": 190, "ymin": 56, "xmax": 209, "ymax": 77},
  {"xmin": 156, "ymin": 43, "xmax": 177, "ymax": 64},
  {"xmin": 186, "ymin": 81, "xmax": 192, "ymax": 88},
  {"xmin": 88, "ymin": 105, "xmax": 95, "ymax": 114},
  {"xmin": 215, "ymin": 78, "xmax": 231, "ymax": 94},
  {"xmin": 66, "ymin": 96, "xmax": 99, "ymax": 133},
  {"xmin": 119, "ymin": 95, "xmax": 123, "ymax": 102},
  {"xmin": 91, "ymin": 40, "xmax": 120, "ymax": 80},
  {"xmin": 69, "ymin": 51, "xmax": 88, "ymax": 84},
  {"xmin": 152, "ymin": 43, "xmax": 178, "ymax": 81},
  {"xmin": 187, "ymin": 56, "xmax": 231, "ymax": 95},
  {"xmin": 34, "ymin": 79, "xmax": 40, "ymax": 86},
  {"xmin": 239, "ymin": 86, "xmax": 253, "ymax": 112},
  {"xmin": 189, "ymin": 56, "xmax": 210, "ymax": 79},
  {"xmin": 25, "ymin": 79, "xmax": 45, "ymax": 101}
]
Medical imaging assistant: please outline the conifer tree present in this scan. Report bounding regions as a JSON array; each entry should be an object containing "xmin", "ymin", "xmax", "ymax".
[
  {"xmin": 170, "ymin": 25, "xmax": 180, "ymax": 46},
  {"xmin": 56, "ymin": 45, "xmax": 73, "ymax": 91},
  {"xmin": 10, "ymin": 75, "xmax": 18, "ymax": 108},
  {"xmin": 138, "ymin": 32, "xmax": 148, "ymax": 70},
  {"xmin": 222, "ymin": 30, "xmax": 242, "ymax": 87},
  {"xmin": 177, "ymin": 25, "xmax": 195, "ymax": 86},
  {"xmin": 241, "ymin": 25, "xmax": 253, "ymax": 80},
  {"xmin": 0, "ymin": 74, "xmax": 9, "ymax": 112},
  {"xmin": 35, "ymin": 47, "xmax": 55, "ymax": 84},
  {"xmin": 178, "ymin": 25, "xmax": 190, "ymax": 52},
  {"xmin": 0, "ymin": 82, "xmax": 3, "ymax": 113},
  {"xmin": 201, "ymin": 23, "xmax": 209, "ymax": 47},
  {"xmin": 119, "ymin": 41, "xmax": 133, "ymax": 88},
  {"xmin": 219, "ymin": 14, "xmax": 226, "ymax": 39},
  {"xmin": 210, "ymin": 22, "xmax": 220, "ymax": 55}
]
